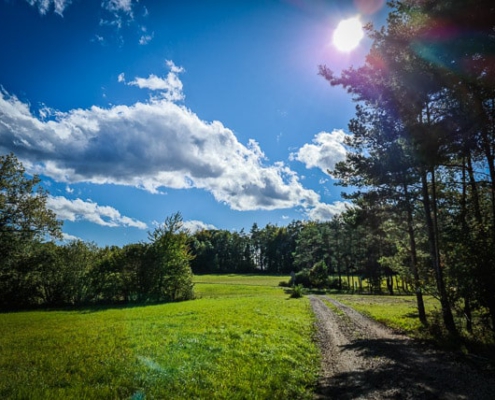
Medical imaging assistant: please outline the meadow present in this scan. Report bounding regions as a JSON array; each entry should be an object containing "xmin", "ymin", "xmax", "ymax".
[{"xmin": 0, "ymin": 275, "xmax": 319, "ymax": 399}]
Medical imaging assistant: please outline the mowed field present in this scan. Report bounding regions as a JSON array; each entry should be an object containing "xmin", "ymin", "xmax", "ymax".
[{"xmin": 0, "ymin": 275, "xmax": 320, "ymax": 400}]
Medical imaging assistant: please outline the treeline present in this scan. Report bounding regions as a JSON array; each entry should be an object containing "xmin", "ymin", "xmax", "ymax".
[
  {"xmin": 189, "ymin": 217, "xmax": 398, "ymax": 295},
  {"xmin": 0, "ymin": 154, "xmax": 195, "ymax": 309},
  {"xmin": 0, "ymin": 212, "xmax": 194, "ymax": 310}
]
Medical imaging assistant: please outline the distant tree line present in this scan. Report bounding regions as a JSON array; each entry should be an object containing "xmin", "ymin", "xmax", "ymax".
[{"xmin": 189, "ymin": 212, "xmax": 398, "ymax": 292}]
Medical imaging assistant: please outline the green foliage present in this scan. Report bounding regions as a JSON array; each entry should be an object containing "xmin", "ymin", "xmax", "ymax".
[
  {"xmin": 190, "ymin": 229, "xmax": 256, "ymax": 274},
  {"xmin": 309, "ymin": 260, "xmax": 329, "ymax": 289},
  {"xmin": 290, "ymin": 284, "xmax": 305, "ymax": 298},
  {"xmin": 147, "ymin": 212, "xmax": 195, "ymax": 302},
  {"xmin": 294, "ymin": 269, "xmax": 311, "ymax": 288},
  {"xmin": 293, "ymin": 222, "xmax": 332, "ymax": 272},
  {"xmin": 0, "ymin": 275, "xmax": 319, "ymax": 399},
  {"xmin": 0, "ymin": 153, "xmax": 62, "ymax": 308},
  {"xmin": 1, "ymin": 210, "xmax": 196, "ymax": 309},
  {"xmin": 320, "ymin": 0, "xmax": 495, "ymax": 335}
]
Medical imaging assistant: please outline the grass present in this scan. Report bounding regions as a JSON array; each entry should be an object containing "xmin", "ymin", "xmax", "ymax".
[
  {"xmin": 331, "ymin": 294, "xmax": 438, "ymax": 334},
  {"xmin": 332, "ymin": 293, "xmax": 495, "ymax": 365},
  {"xmin": 0, "ymin": 275, "xmax": 319, "ymax": 399},
  {"xmin": 193, "ymin": 273, "xmax": 287, "ymax": 287}
]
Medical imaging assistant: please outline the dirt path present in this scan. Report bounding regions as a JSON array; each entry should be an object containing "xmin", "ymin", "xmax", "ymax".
[{"xmin": 310, "ymin": 295, "xmax": 495, "ymax": 399}]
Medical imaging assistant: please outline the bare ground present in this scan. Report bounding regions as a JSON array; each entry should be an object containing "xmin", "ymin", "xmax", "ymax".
[{"xmin": 310, "ymin": 295, "xmax": 495, "ymax": 400}]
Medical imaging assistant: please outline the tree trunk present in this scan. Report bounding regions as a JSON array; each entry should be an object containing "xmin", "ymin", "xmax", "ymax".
[
  {"xmin": 404, "ymin": 181, "xmax": 427, "ymax": 325},
  {"xmin": 480, "ymin": 114, "xmax": 495, "ymax": 333},
  {"xmin": 421, "ymin": 168, "xmax": 458, "ymax": 336}
]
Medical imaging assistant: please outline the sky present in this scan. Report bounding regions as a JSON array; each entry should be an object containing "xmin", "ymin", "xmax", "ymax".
[{"xmin": 0, "ymin": 0, "xmax": 389, "ymax": 246}]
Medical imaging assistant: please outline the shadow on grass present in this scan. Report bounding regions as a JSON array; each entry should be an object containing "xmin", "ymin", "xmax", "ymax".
[
  {"xmin": 0, "ymin": 300, "xmax": 183, "ymax": 315},
  {"xmin": 316, "ymin": 337, "xmax": 495, "ymax": 400}
]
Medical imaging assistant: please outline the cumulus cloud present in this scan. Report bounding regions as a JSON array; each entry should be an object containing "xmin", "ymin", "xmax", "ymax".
[
  {"xmin": 61, "ymin": 232, "xmax": 82, "ymax": 242},
  {"xmin": 47, "ymin": 196, "xmax": 147, "ymax": 229},
  {"xmin": 182, "ymin": 220, "xmax": 218, "ymax": 233},
  {"xmin": 306, "ymin": 201, "xmax": 353, "ymax": 221},
  {"xmin": 25, "ymin": 0, "xmax": 72, "ymax": 16},
  {"xmin": 290, "ymin": 130, "xmax": 349, "ymax": 175},
  {"xmin": 0, "ymin": 61, "xmax": 337, "ymax": 216}
]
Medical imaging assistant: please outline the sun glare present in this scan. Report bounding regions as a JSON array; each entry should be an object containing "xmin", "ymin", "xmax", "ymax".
[{"xmin": 333, "ymin": 17, "xmax": 364, "ymax": 52}]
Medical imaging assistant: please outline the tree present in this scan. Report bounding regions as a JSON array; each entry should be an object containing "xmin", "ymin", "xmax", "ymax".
[
  {"xmin": 147, "ymin": 212, "xmax": 195, "ymax": 302},
  {"xmin": 0, "ymin": 153, "xmax": 62, "ymax": 308},
  {"xmin": 293, "ymin": 222, "xmax": 330, "ymax": 272},
  {"xmin": 319, "ymin": 1, "xmax": 459, "ymax": 331}
]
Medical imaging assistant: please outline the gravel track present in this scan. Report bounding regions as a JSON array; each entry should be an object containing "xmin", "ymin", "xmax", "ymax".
[{"xmin": 310, "ymin": 295, "xmax": 495, "ymax": 399}]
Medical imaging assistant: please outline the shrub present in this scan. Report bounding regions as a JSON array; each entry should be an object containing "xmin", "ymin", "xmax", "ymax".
[{"xmin": 290, "ymin": 284, "xmax": 305, "ymax": 298}]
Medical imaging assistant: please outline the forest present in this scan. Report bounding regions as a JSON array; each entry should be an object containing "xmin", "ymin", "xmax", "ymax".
[{"xmin": 1, "ymin": 0, "xmax": 495, "ymax": 343}]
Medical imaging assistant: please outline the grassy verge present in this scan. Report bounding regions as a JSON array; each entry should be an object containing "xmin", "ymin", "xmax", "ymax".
[
  {"xmin": 0, "ymin": 275, "xmax": 319, "ymax": 399},
  {"xmin": 331, "ymin": 294, "xmax": 438, "ymax": 334},
  {"xmin": 332, "ymin": 293, "xmax": 495, "ymax": 364}
]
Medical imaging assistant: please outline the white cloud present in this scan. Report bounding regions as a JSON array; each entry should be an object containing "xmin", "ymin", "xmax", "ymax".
[
  {"xmin": 0, "ymin": 62, "xmax": 337, "ymax": 216},
  {"xmin": 124, "ymin": 61, "xmax": 184, "ymax": 101},
  {"xmin": 99, "ymin": 0, "xmax": 140, "ymax": 31},
  {"xmin": 306, "ymin": 201, "xmax": 353, "ymax": 222},
  {"xmin": 47, "ymin": 196, "xmax": 148, "ymax": 229},
  {"xmin": 61, "ymin": 232, "xmax": 82, "ymax": 242},
  {"xmin": 102, "ymin": 0, "xmax": 134, "ymax": 14},
  {"xmin": 138, "ymin": 26, "xmax": 154, "ymax": 45},
  {"xmin": 139, "ymin": 33, "xmax": 153, "ymax": 45},
  {"xmin": 25, "ymin": 0, "xmax": 72, "ymax": 16},
  {"xmin": 290, "ymin": 130, "xmax": 349, "ymax": 175},
  {"xmin": 24, "ymin": 0, "xmax": 136, "ymax": 17},
  {"xmin": 182, "ymin": 220, "xmax": 217, "ymax": 233}
]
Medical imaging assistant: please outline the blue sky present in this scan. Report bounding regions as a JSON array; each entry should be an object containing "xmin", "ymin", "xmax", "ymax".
[{"xmin": 0, "ymin": 0, "xmax": 388, "ymax": 246}]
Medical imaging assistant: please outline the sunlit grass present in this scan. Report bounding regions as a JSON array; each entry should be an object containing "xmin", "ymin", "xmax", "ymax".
[
  {"xmin": 0, "ymin": 276, "xmax": 318, "ymax": 399},
  {"xmin": 332, "ymin": 294, "xmax": 438, "ymax": 334},
  {"xmin": 194, "ymin": 273, "xmax": 288, "ymax": 287}
]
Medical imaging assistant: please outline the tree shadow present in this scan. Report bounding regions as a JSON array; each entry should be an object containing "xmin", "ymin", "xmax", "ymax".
[
  {"xmin": 316, "ymin": 338, "xmax": 495, "ymax": 399},
  {"xmin": 0, "ymin": 301, "xmax": 175, "ymax": 315}
]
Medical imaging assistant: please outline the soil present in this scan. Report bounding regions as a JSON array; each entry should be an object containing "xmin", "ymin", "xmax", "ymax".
[{"xmin": 310, "ymin": 295, "xmax": 495, "ymax": 399}]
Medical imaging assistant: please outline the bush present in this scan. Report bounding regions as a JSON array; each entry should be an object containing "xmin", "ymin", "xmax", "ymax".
[{"xmin": 290, "ymin": 284, "xmax": 305, "ymax": 298}]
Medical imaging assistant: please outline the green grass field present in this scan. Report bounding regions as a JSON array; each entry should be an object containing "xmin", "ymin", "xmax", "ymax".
[{"xmin": 0, "ymin": 275, "xmax": 319, "ymax": 399}]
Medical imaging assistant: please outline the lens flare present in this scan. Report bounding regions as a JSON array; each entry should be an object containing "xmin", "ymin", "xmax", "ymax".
[{"xmin": 333, "ymin": 17, "xmax": 364, "ymax": 52}]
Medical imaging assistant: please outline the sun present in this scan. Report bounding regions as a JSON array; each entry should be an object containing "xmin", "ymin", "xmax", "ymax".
[{"xmin": 333, "ymin": 17, "xmax": 364, "ymax": 52}]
